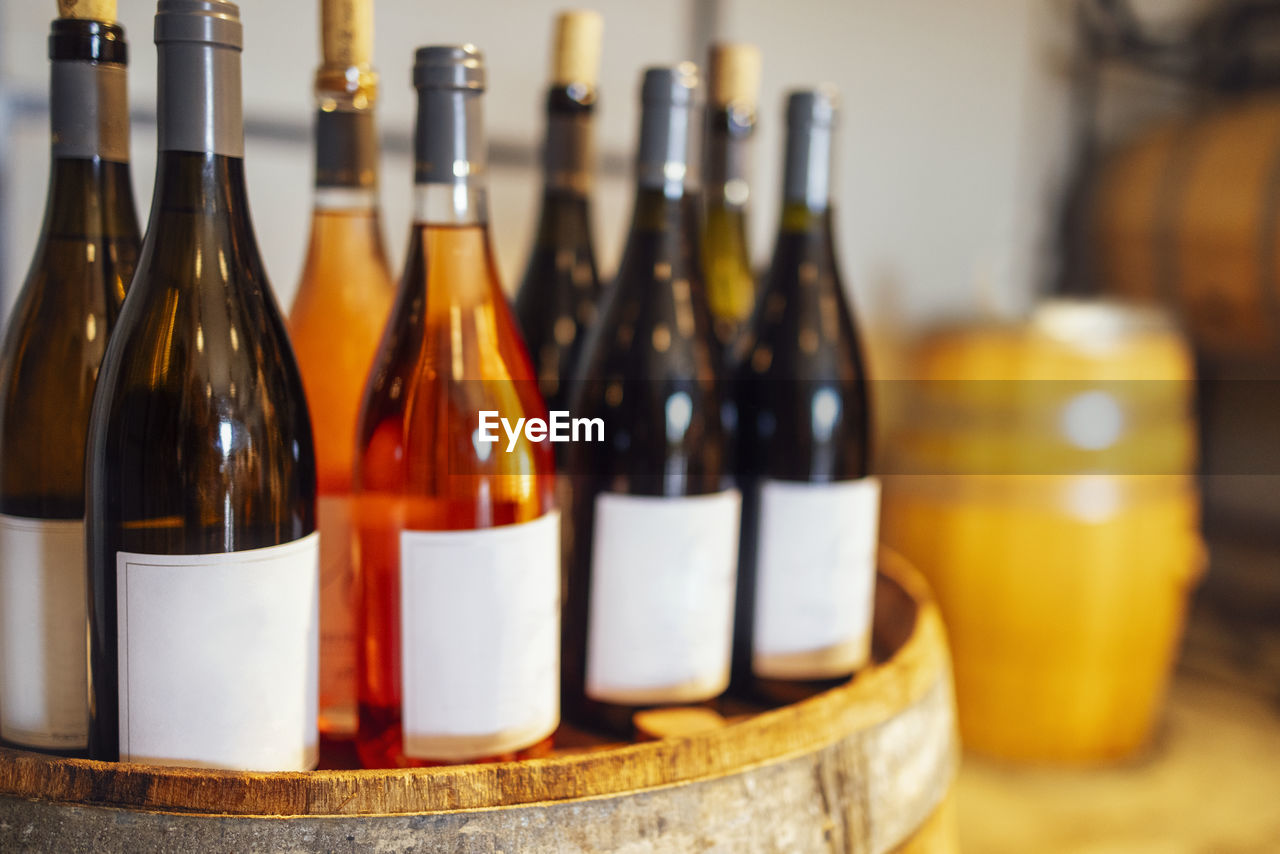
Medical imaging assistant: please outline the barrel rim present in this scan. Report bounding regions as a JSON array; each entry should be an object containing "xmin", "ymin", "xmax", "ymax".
[{"xmin": 0, "ymin": 549, "xmax": 949, "ymax": 818}]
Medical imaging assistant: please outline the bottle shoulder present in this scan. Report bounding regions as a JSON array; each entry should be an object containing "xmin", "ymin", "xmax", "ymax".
[
  {"xmin": 99, "ymin": 260, "xmax": 303, "ymax": 409},
  {"xmin": 0, "ymin": 231, "xmax": 134, "ymax": 408}
]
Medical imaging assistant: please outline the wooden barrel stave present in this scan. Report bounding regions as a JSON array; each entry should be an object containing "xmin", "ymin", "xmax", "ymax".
[
  {"xmin": 0, "ymin": 554, "xmax": 958, "ymax": 853},
  {"xmin": 1172, "ymin": 100, "xmax": 1280, "ymax": 354},
  {"xmin": 1093, "ymin": 97, "xmax": 1280, "ymax": 356}
]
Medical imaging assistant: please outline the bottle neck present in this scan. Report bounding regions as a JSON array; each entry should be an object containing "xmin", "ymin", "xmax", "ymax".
[
  {"xmin": 780, "ymin": 201, "xmax": 835, "ymax": 235},
  {"xmin": 636, "ymin": 98, "xmax": 700, "ymax": 199},
  {"xmin": 48, "ymin": 19, "xmax": 129, "ymax": 163},
  {"xmin": 157, "ymin": 38, "xmax": 244, "ymax": 158},
  {"xmin": 542, "ymin": 85, "xmax": 595, "ymax": 196},
  {"xmin": 313, "ymin": 73, "xmax": 380, "ymax": 211},
  {"xmin": 623, "ymin": 186, "xmax": 703, "ymax": 268},
  {"xmin": 782, "ymin": 120, "xmax": 834, "ymax": 213},
  {"xmin": 774, "ymin": 203, "xmax": 844, "ymax": 302},
  {"xmin": 704, "ymin": 107, "xmax": 752, "ymax": 211},
  {"xmin": 43, "ymin": 22, "xmax": 135, "ymax": 240},
  {"xmin": 149, "ymin": 152, "xmax": 247, "ymax": 225},
  {"xmin": 41, "ymin": 159, "xmax": 138, "ymax": 243},
  {"xmin": 413, "ymin": 87, "xmax": 488, "ymax": 225},
  {"xmin": 50, "ymin": 59, "xmax": 129, "ymax": 164}
]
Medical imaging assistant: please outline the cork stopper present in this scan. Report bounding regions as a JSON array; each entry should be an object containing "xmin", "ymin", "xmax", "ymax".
[
  {"xmin": 708, "ymin": 42, "xmax": 761, "ymax": 110},
  {"xmin": 550, "ymin": 10, "xmax": 603, "ymax": 87},
  {"xmin": 321, "ymin": 0, "xmax": 373, "ymax": 68},
  {"xmin": 57, "ymin": 0, "xmax": 116, "ymax": 23}
]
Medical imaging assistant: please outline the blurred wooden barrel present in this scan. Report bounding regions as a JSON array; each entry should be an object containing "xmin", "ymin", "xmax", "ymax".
[
  {"xmin": 1093, "ymin": 97, "xmax": 1280, "ymax": 356},
  {"xmin": 882, "ymin": 299, "xmax": 1205, "ymax": 763},
  {"xmin": 0, "ymin": 553, "xmax": 958, "ymax": 853}
]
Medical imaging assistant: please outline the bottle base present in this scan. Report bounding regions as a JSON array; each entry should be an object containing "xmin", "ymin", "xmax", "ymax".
[{"xmin": 355, "ymin": 704, "xmax": 554, "ymax": 769}]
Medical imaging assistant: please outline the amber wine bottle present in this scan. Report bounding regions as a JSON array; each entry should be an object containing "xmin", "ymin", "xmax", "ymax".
[
  {"xmin": 85, "ymin": 0, "xmax": 318, "ymax": 769},
  {"xmin": 702, "ymin": 43, "xmax": 761, "ymax": 352},
  {"xmin": 734, "ymin": 88, "xmax": 877, "ymax": 704},
  {"xmin": 564, "ymin": 65, "xmax": 740, "ymax": 737},
  {"xmin": 287, "ymin": 0, "xmax": 395, "ymax": 744},
  {"xmin": 514, "ymin": 11, "xmax": 605, "ymax": 415},
  {"xmin": 353, "ymin": 46, "xmax": 559, "ymax": 768},
  {"xmin": 0, "ymin": 1, "xmax": 139, "ymax": 757}
]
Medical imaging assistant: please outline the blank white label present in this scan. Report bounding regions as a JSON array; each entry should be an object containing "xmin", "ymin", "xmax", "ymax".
[
  {"xmin": 0, "ymin": 515, "xmax": 88, "ymax": 750},
  {"xmin": 116, "ymin": 532, "xmax": 319, "ymax": 770},
  {"xmin": 586, "ymin": 490, "xmax": 741, "ymax": 705},
  {"xmin": 400, "ymin": 511, "xmax": 560, "ymax": 760},
  {"xmin": 752, "ymin": 478, "xmax": 880, "ymax": 680}
]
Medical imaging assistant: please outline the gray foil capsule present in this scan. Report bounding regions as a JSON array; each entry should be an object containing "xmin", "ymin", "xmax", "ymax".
[{"xmin": 783, "ymin": 87, "xmax": 839, "ymax": 211}]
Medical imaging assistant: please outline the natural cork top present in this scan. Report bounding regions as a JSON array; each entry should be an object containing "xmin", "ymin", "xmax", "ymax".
[
  {"xmin": 322, "ymin": 0, "xmax": 373, "ymax": 68},
  {"xmin": 57, "ymin": 0, "xmax": 116, "ymax": 23},
  {"xmin": 551, "ymin": 9, "xmax": 603, "ymax": 87},
  {"xmin": 709, "ymin": 42, "xmax": 761, "ymax": 110}
]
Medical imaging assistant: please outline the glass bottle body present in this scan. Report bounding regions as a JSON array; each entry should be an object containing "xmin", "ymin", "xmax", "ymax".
[
  {"xmin": 0, "ymin": 18, "xmax": 141, "ymax": 756},
  {"xmin": 564, "ymin": 189, "xmax": 737, "ymax": 737},
  {"xmin": 354, "ymin": 183, "xmax": 556, "ymax": 768},
  {"xmin": 86, "ymin": 152, "xmax": 318, "ymax": 762},
  {"xmin": 288, "ymin": 88, "xmax": 396, "ymax": 743},
  {"xmin": 734, "ymin": 203, "xmax": 874, "ymax": 704},
  {"xmin": 0, "ymin": 157, "xmax": 139, "ymax": 756}
]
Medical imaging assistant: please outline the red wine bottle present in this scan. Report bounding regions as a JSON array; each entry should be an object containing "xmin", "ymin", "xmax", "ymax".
[
  {"xmin": 85, "ymin": 0, "xmax": 318, "ymax": 769},
  {"xmin": 564, "ymin": 64, "xmax": 740, "ymax": 737},
  {"xmin": 734, "ymin": 87, "xmax": 877, "ymax": 704},
  {"xmin": 353, "ymin": 45, "xmax": 559, "ymax": 768},
  {"xmin": 0, "ymin": 5, "xmax": 140, "ymax": 757}
]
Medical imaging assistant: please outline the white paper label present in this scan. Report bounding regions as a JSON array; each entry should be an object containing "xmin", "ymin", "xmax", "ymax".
[
  {"xmin": 0, "ymin": 515, "xmax": 88, "ymax": 749},
  {"xmin": 752, "ymin": 478, "xmax": 880, "ymax": 680},
  {"xmin": 116, "ymin": 532, "xmax": 319, "ymax": 770},
  {"xmin": 399, "ymin": 511, "xmax": 560, "ymax": 760},
  {"xmin": 586, "ymin": 490, "xmax": 741, "ymax": 705}
]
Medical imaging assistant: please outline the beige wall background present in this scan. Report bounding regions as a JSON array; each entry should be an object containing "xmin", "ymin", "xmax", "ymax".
[{"xmin": 0, "ymin": 0, "xmax": 1079, "ymax": 360}]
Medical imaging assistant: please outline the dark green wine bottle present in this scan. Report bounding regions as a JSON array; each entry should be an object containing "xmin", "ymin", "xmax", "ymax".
[
  {"xmin": 0, "ymin": 12, "xmax": 139, "ymax": 757},
  {"xmin": 514, "ymin": 11, "xmax": 604, "ymax": 415},
  {"xmin": 734, "ymin": 87, "xmax": 877, "ymax": 705},
  {"xmin": 85, "ymin": 0, "xmax": 318, "ymax": 770},
  {"xmin": 564, "ymin": 64, "xmax": 740, "ymax": 738}
]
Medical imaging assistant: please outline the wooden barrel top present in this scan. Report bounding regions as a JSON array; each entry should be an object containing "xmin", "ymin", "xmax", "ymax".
[{"xmin": 0, "ymin": 551, "xmax": 958, "ymax": 853}]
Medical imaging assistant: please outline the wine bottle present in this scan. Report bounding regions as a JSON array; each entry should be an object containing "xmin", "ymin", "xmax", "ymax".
[
  {"xmin": 0, "ymin": 1, "xmax": 140, "ymax": 757},
  {"xmin": 287, "ymin": 0, "xmax": 395, "ymax": 744},
  {"xmin": 514, "ymin": 10, "xmax": 604, "ymax": 415},
  {"xmin": 734, "ymin": 87, "xmax": 877, "ymax": 704},
  {"xmin": 702, "ymin": 43, "xmax": 761, "ymax": 352},
  {"xmin": 564, "ymin": 64, "xmax": 740, "ymax": 737},
  {"xmin": 353, "ymin": 45, "xmax": 559, "ymax": 768},
  {"xmin": 85, "ymin": 0, "xmax": 318, "ymax": 770}
]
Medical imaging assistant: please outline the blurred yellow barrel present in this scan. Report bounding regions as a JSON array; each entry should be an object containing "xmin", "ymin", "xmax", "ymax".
[
  {"xmin": 881, "ymin": 299, "xmax": 1205, "ymax": 762},
  {"xmin": 1093, "ymin": 97, "xmax": 1280, "ymax": 357}
]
